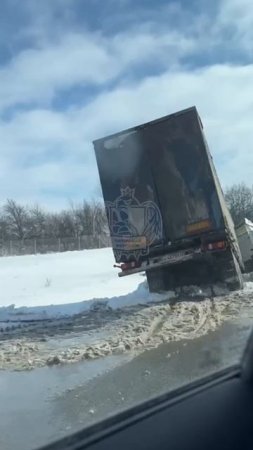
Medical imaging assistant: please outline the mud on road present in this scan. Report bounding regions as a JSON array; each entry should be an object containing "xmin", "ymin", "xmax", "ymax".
[{"xmin": 1, "ymin": 280, "xmax": 253, "ymax": 371}]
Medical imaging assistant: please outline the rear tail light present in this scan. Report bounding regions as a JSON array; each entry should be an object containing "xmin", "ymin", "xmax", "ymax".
[
  {"xmin": 204, "ymin": 240, "xmax": 227, "ymax": 251},
  {"xmin": 120, "ymin": 261, "xmax": 141, "ymax": 271}
]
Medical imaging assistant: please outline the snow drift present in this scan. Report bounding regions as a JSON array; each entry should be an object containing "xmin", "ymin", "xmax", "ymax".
[
  {"xmin": 1, "ymin": 248, "xmax": 252, "ymax": 324},
  {"xmin": 0, "ymin": 248, "xmax": 172, "ymax": 322}
]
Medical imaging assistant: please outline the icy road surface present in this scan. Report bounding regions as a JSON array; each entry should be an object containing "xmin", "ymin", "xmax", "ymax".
[
  {"xmin": 1, "ymin": 278, "xmax": 253, "ymax": 370},
  {"xmin": 1, "ymin": 250, "xmax": 253, "ymax": 449},
  {"xmin": 1, "ymin": 319, "xmax": 252, "ymax": 450}
]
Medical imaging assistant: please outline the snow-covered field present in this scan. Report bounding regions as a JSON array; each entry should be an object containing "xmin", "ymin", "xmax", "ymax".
[
  {"xmin": 1, "ymin": 248, "xmax": 253, "ymax": 323},
  {"xmin": 0, "ymin": 248, "xmax": 169, "ymax": 322}
]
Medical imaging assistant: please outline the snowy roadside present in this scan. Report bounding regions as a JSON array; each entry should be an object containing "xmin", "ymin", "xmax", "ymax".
[
  {"xmin": 1, "ymin": 249, "xmax": 253, "ymax": 371},
  {"xmin": 0, "ymin": 281, "xmax": 172, "ymax": 324},
  {"xmin": 1, "ymin": 247, "xmax": 245, "ymax": 324},
  {"xmin": 0, "ymin": 248, "xmax": 168, "ymax": 323}
]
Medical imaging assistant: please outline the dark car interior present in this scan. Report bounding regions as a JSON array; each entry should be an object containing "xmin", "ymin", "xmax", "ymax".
[{"xmin": 40, "ymin": 329, "xmax": 253, "ymax": 450}]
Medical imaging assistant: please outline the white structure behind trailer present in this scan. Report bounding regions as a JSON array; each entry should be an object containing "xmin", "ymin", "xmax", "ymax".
[{"xmin": 236, "ymin": 219, "xmax": 253, "ymax": 272}]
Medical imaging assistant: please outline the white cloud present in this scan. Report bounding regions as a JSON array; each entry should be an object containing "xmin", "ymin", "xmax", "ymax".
[
  {"xmin": 0, "ymin": 34, "xmax": 114, "ymax": 111},
  {"xmin": 218, "ymin": 0, "xmax": 253, "ymax": 36},
  {"xmin": 1, "ymin": 62, "xmax": 253, "ymax": 210},
  {"xmin": 0, "ymin": 26, "xmax": 197, "ymax": 114},
  {"xmin": 1, "ymin": 0, "xmax": 253, "ymax": 209}
]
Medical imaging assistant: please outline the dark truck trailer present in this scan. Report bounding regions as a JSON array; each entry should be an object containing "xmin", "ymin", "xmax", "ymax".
[{"xmin": 93, "ymin": 106, "xmax": 244, "ymax": 293}]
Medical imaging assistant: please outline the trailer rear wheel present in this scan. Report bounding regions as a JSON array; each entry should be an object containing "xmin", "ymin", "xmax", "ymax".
[
  {"xmin": 216, "ymin": 249, "xmax": 244, "ymax": 291},
  {"xmin": 225, "ymin": 251, "xmax": 244, "ymax": 291}
]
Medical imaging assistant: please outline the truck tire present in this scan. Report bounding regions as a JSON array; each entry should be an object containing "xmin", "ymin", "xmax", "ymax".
[{"xmin": 146, "ymin": 268, "xmax": 166, "ymax": 293}]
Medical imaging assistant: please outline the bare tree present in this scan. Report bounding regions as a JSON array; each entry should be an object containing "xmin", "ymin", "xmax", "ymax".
[
  {"xmin": 91, "ymin": 201, "xmax": 108, "ymax": 235},
  {"xmin": 0, "ymin": 198, "xmax": 109, "ymax": 253},
  {"xmin": 28, "ymin": 204, "xmax": 47, "ymax": 238},
  {"xmin": 74, "ymin": 201, "xmax": 94, "ymax": 235},
  {"xmin": 68, "ymin": 201, "xmax": 83, "ymax": 238},
  {"xmin": 45, "ymin": 213, "xmax": 62, "ymax": 238},
  {"xmin": 0, "ymin": 213, "xmax": 9, "ymax": 240},
  {"xmin": 4, "ymin": 199, "xmax": 29, "ymax": 240},
  {"xmin": 58, "ymin": 210, "xmax": 76, "ymax": 238},
  {"xmin": 225, "ymin": 183, "xmax": 253, "ymax": 226}
]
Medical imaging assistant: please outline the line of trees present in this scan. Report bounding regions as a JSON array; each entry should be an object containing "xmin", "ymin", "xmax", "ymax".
[
  {"xmin": 0, "ymin": 183, "xmax": 252, "ymax": 242},
  {"xmin": 0, "ymin": 200, "xmax": 109, "ymax": 241},
  {"xmin": 225, "ymin": 183, "xmax": 253, "ymax": 226}
]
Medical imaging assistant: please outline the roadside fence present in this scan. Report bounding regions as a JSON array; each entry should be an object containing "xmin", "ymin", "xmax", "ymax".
[{"xmin": 0, "ymin": 235, "xmax": 112, "ymax": 257}]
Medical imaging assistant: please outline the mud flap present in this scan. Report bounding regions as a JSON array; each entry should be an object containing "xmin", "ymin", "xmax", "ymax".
[
  {"xmin": 221, "ymin": 250, "xmax": 244, "ymax": 291},
  {"xmin": 146, "ymin": 268, "xmax": 166, "ymax": 293}
]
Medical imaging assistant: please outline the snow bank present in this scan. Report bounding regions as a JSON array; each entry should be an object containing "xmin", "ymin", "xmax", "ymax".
[
  {"xmin": 245, "ymin": 218, "xmax": 253, "ymax": 230},
  {"xmin": 0, "ymin": 248, "xmax": 171, "ymax": 322},
  {"xmin": 1, "ymin": 248, "xmax": 252, "ymax": 324}
]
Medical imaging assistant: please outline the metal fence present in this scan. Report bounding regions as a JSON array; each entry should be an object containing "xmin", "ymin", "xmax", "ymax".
[{"xmin": 0, "ymin": 235, "xmax": 112, "ymax": 257}]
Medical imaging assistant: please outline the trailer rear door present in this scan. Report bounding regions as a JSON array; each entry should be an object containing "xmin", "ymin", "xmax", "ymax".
[{"xmin": 143, "ymin": 108, "xmax": 224, "ymax": 241}]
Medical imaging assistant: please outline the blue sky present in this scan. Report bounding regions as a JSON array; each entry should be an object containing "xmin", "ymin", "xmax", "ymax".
[{"xmin": 0, "ymin": 0, "xmax": 253, "ymax": 210}]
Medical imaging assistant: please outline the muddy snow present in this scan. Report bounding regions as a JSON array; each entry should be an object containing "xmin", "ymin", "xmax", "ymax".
[
  {"xmin": 1, "ymin": 249, "xmax": 253, "ymax": 371},
  {"xmin": 1, "ymin": 278, "xmax": 253, "ymax": 371}
]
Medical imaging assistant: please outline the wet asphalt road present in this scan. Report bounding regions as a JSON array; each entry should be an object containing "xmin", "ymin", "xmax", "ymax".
[{"xmin": 0, "ymin": 317, "xmax": 252, "ymax": 450}]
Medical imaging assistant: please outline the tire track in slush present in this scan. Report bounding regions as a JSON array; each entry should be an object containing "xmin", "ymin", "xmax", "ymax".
[{"xmin": 0, "ymin": 281, "xmax": 253, "ymax": 371}]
